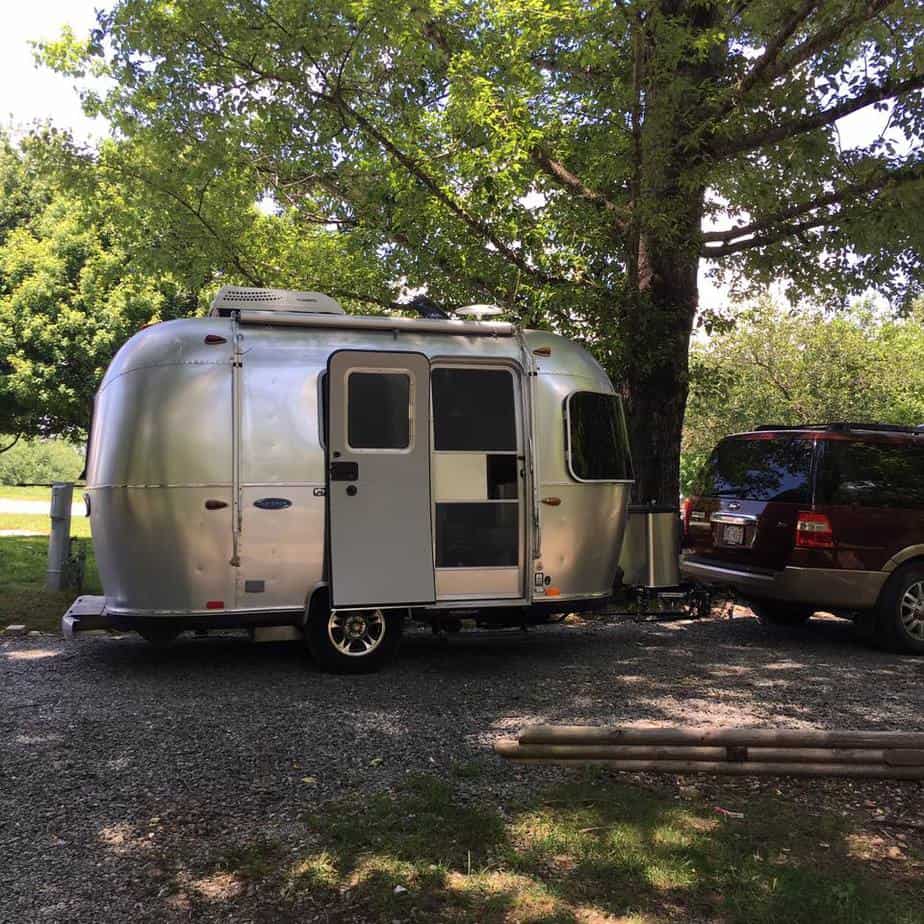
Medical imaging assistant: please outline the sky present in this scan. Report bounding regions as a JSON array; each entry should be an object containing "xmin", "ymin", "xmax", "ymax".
[
  {"xmin": 1, "ymin": 1, "xmax": 899, "ymax": 311},
  {"xmin": 1, "ymin": 0, "xmax": 106, "ymax": 141}
]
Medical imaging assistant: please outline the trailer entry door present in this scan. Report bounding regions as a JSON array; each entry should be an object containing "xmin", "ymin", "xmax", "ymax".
[{"xmin": 327, "ymin": 350, "xmax": 435, "ymax": 608}]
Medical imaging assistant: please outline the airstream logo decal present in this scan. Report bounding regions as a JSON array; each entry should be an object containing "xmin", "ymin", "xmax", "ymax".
[{"xmin": 254, "ymin": 497, "xmax": 292, "ymax": 510}]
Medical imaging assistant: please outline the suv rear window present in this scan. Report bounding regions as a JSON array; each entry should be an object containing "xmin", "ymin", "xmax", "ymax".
[
  {"xmin": 817, "ymin": 440, "xmax": 924, "ymax": 508},
  {"xmin": 693, "ymin": 437, "xmax": 813, "ymax": 502}
]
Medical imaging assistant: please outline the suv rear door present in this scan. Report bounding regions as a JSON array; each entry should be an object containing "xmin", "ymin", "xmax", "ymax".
[{"xmin": 684, "ymin": 434, "xmax": 815, "ymax": 571}]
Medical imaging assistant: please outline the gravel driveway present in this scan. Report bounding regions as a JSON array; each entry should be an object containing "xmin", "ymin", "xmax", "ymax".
[{"xmin": 2, "ymin": 613, "xmax": 923, "ymax": 922}]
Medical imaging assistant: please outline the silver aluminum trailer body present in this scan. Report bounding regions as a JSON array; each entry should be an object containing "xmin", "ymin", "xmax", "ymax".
[{"xmin": 82, "ymin": 289, "xmax": 632, "ymax": 661}]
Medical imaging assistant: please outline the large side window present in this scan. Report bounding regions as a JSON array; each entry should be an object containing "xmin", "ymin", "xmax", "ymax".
[
  {"xmin": 347, "ymin": 371, "xmax": 411, "ymax": 450},
  {"xmin": 566, "ymin": 392, "xmax": 633, "ymax": 482},
  {"xmin": 817, "ymin": 440, "xmax": 924, "ymax": 508},
  {"xmin": 432, "ymin": 368, "xmax": 516, "ymax": 451}
]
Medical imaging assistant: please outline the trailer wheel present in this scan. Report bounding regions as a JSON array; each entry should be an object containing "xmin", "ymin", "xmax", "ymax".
[
  {"xmin": 874, "ymin": 562, "xmax": 924, "ymax": 654},
  {"xmin": 306, "ymin": 606, "xmax": 403, "ymax": 673}
]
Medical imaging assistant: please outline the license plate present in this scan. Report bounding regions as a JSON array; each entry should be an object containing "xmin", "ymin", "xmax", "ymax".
[{"xmin": 722, "ymin": 524, "xmax": 745, "ymax": 545}]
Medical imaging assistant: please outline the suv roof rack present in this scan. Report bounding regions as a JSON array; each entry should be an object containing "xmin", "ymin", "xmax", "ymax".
[{"xmin": 755, "ymin": 422, "xmax": 923, "ymax": 435}]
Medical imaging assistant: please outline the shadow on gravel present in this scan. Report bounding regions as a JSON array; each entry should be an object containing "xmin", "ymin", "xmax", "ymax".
[{"xmin": 4, "ymin": 615, "xmax": 923, "ymax": 923}]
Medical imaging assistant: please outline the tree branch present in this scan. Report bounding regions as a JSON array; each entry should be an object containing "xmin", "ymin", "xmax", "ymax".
[
  {"xmin": 0, "ymin": 433, "xmax": 22, "ymax": 454},
  {"xmin": 714, "ymin": 70, "xmax": 924, "ymax": 157},
  {"xmin": 714, "ymin": 0, "xmax": 819, "ymax": 120},
  {"xmin": 756, "ymin": 0, "xmax": 897, "ymax": 90},
  {"xmin": 702, "ymin": 161, "xmax": 924, "ymax": 244},
  {"xmin": 702, "ymin": 214, "xmax": 831, "ymax": 257},
  {"xmin": 532, "ymin": 147, "xmax": 630, "ymax": 230},
  {"xmin": 336, "ymin": 96, "xmax": 592, "ymax": 288}
]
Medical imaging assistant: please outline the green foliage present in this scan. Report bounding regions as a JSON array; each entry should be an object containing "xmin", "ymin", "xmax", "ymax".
[
  {"xmin": 17, "ymin": 0, "xmax": 924, "ymax": 496},
  {"xmin": 0, "ymin": 436, "xmax": 83, "ymax": 485},
  {"xmin": 682, "ymin": 297, "xmax": 924, "ymax": 492},
  {"xmin": 0, "ymin": 534, "xmax": 99, "ymax": 633},
  {"xmin": 0, "ymin": 133, "xmax": 197, "ymax": 440}
]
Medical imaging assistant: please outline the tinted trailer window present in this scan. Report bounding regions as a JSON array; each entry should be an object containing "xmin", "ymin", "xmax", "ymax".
[
  {"xmin": 566, "ymin": 392, "xmax": 633, "ymax": 482},
  {"xmin": 694, "ymin": 437, "xmax": 813, "ymax": 502}
]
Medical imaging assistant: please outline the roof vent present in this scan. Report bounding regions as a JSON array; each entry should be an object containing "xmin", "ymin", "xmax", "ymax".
[
  {"xmin": 455, "ymin": 304, "xmax": 504, "ymax": 321},
  {"xmin": 209, "ymin": 286, "xmax": 345, "ymax": 317}
]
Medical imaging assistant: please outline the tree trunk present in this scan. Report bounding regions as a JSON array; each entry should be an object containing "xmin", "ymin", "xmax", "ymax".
[
  {"xmin": 618, "ymin": 0, "xmax": 720, "ymax": 504},
  {"xmin": 621, "ymin": 231, "xmax": 700, "ymax": 504}
]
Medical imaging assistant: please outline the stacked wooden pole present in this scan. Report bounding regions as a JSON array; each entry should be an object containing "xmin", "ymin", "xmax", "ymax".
[{"xmin": 495, "ymin": 725, "xmax": 924, "ymax": 779}]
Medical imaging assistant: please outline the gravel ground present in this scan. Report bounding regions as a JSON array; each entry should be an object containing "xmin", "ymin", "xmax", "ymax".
[{"xmin": 2, "ymin": 612, "xmax": 923, "ymax": 922}]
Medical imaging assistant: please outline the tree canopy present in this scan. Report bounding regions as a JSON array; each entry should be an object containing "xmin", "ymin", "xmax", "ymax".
[
  {"xmin": 683, "ymin": 297, "xmax": 924, "ymax": 491},
  {"xmin": 26, "ymin": 0, "xmax": 924, "ymax": 497}
]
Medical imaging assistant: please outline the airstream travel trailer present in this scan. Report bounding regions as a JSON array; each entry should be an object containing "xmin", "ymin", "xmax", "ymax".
[{"xmin": 65, "ymin": 287, "xmax": 634, "ymax": 671}]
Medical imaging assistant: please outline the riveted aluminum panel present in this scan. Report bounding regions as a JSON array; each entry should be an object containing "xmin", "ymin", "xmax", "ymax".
[
  {"xmin": 236, "ymin": 486, "xmax": 325, "ymax": 610},
  {"xmin": 238, "ymin": 328, "xmax": 328, "ymax": 485},
  {"xmin": 88, "ymin": 362, "xmax": 232, "ymax": 488},
  {"xmin": 90, "ymin": 486, "xmax": 234, "ymax": 614}
]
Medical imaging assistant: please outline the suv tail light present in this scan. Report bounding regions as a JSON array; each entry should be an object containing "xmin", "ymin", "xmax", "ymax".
[
  {"xmin": 795, "ymin": 511, "xmax": 834, "ymax": 549},
  {"xmin": 680, "ymin": 497, "xmax": 693, "ymax": 533}
]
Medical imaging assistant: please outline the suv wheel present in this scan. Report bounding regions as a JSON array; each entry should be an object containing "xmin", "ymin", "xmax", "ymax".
[
  {"xmin": 875, "ymin": 562, "xmax": 924, "ymax": 654},
  {"xmin": 306, "ymin": 605, "xmax": 403, "ymax": 673},
  {"xmin": 749, "ymin": 601, "xmax": 814, "ymax": 627}
]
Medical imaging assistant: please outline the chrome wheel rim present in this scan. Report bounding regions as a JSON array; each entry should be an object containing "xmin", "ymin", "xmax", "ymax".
[
  {"xmin": 899, "ymin": 581, "xmax": 924, "ymax": 640},
  {"xmin": 328, "ymin": 609, "xmax": 386, "ymax": 657}
]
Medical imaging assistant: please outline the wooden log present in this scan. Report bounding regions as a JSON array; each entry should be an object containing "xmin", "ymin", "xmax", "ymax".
[
  {"xmin": 494, "ymin": 756, "xmax": 924, "ymax": 780},
  {"xmin": 518, "ymin": 725, "xmax": 924, "ymax": 750},
  {"xmin": 493, "ymin": 740, "xmax": 921, "ymax": 767}
]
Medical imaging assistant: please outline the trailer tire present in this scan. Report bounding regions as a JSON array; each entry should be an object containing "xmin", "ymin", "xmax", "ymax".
[
  {"xmin": 874, "ymin": 562, "xmax": 924, "ymax": 655},
  {"xmin": 306, "ymin": 605, "xmax": 403, "ymax": 673},
  {"xmin": 749, "ymin": 601, "xmax": 813, "ymax": 627}
]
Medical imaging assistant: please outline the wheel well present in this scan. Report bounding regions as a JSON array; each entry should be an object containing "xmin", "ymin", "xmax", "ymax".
[
  {"xmin": 876, "ymin": 556, "xmax": 924, "ymax": 608},
  {"xmin": 303, "ymin": 583, "xmax": 330, "ymax": 627}
]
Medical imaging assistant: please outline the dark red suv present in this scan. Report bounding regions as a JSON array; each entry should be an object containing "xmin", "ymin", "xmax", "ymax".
[{"xmin": 680, "ymin": 423, "xmax": 924, "ymax": 653}]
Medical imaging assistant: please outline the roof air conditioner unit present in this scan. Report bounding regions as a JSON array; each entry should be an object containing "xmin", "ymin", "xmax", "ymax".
[{"xmin": 209, "ymin": 286, "xmax": 345, "ymax": 317}]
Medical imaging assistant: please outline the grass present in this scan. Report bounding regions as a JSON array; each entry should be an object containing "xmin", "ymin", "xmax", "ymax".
[
  {"xmin": 0, "ymin": 530, "xmax": 99, "ymax": 633},
  {"xmin": 204, "ymin": 773, "xmax": 923, "ymax": 924},
  {"xmin": 0, "ymin": 512, "xmax": 92, "ymax": 538},
  {"xmin": 0, "ymin": 484, "xmax": 57, "ymax": 500}
]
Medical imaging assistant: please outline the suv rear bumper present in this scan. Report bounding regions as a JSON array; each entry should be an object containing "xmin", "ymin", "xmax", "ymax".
[{"xmin": 680, "ymin": 556, "xmax": 887, "ymax": 610}]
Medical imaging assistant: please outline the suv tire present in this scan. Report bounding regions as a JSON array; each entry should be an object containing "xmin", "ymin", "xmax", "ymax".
[
  {"xmin": 749, "ymin": 601, "xmax": 814, "ymax": 627},
  {"xmin": 306, "ymin": 605, "xmax": 403, "ymax": 673},
  {"xmin": 875, "ymin": 562, "xmax": 924, "ymax": 655}
]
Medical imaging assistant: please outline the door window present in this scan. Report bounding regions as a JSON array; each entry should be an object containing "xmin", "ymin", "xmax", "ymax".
[
  {"xmin": 346, "ymin": 371, "xmax": 411, "ymax": 450},
  {"xmin": 432, "ymin": 368, "xmax": 516, "ymax": 451}
]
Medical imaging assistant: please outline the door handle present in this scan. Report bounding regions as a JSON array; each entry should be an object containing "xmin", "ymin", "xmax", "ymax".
[
  {"xmin": 330, "ymin": 460, "xmax": 359, "ymax": 481},
  {"xmin": 346, "ymin": 485, "xmax": 358, "ymax": 497}
]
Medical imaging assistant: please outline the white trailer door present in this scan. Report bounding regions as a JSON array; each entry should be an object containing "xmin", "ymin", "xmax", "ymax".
[{"xmin": 327, "ymin": 350, "xmax": 435, "ymax": 608}]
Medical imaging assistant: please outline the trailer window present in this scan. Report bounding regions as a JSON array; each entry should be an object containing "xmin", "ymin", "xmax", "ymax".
[
  {"xmin": 347, "ymin": 371, "xmax": 411, "ymax": 450},
  {"xmin": 566, "ymin": 392, "xmax": 633, "ymax": 482},
  {"xmin": 432, "ymin": 368, "xmax": 516, "ymax": 452}
]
